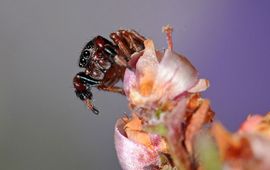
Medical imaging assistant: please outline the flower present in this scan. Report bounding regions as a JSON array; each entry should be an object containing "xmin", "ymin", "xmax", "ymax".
[
  {"xmin": 238, "ymin": 113, "xmax": 270, "ymax": 138},
  {"xmin": 115, "ymin": 25, "xmax": 213, "ymax": 170},
  {"xmin": 113, "ymin": 25, "xmax": 270, "ymax": 170},
  {"xmin": 211, "ymin": 112, "xmax": 270, "ymax": 170},
  {"xmin": 123, "ymin": 25, "xmax": 209, "ymax": 115}
]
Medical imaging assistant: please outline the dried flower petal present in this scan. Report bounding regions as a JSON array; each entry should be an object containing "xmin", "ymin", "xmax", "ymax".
[
  {"xmin": 115, "ymin": 119, "xmax": 159, "ymax": 170},
  {"xmin": 125, "ymin": 129, "xmax": 152, "ymax": 148},
  {"xmin": 185, "ymin": 100, "xmax": 212, "ymax": 154},
  {"xmin": 123, "ymin": 115, "xmax": 168, "ymax": 153},
  {"xmin": 124, "ymin": 115, "xmax": 143, "ymax": 131}
]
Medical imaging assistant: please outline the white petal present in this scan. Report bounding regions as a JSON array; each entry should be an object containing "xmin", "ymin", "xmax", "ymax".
[
  {"xmin": 188, "ymin": 79, "xmax": 210, "ymax": 93},
  {"xmin": 155, "ymin": 49, "xmax": 198, "ymax": 99},
  {"xmin": 123, "ymin": 69, "xmax": 136, "ymax": 96},
  {"xmin": 135, "ymin": 40, "xmax": 159, "ymax": 96}
]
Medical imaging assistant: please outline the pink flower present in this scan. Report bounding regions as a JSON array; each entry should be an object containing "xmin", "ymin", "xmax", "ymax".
[
  {"xmin": 114, "ymin": 26, "xmax": 211, "ymax": 170},
  {"xmin": 123, "ymin": 25, "xmax": 209, "ymax": 111},
  {"xmin": 238, "ymin": 114, "xmax": 263, "ymax": 134},
  {"xmin": 238, "ymin": 113, "xmax": 270, "ymax": 139}
]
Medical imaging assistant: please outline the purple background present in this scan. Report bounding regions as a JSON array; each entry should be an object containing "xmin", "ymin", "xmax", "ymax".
[{"xmin": 0, "ymin": 0, "xmax": 269, "ymax": 169}]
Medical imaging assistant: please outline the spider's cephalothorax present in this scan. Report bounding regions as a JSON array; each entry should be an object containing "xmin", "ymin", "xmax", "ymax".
[{"xmin": 73, "ymin": 29, "xmax": 146, "ymax": 114}]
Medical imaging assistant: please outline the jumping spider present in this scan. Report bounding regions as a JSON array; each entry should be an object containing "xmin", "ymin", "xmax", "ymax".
[{"xmin": 73, "ymin": 29, "xmax": 146, "ymax": 114}]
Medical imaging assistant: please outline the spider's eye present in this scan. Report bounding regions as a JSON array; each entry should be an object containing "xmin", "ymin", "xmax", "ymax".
[
  {"xmin": 83, "ymin": 50, "xmax": 90, "ymax": 57},
  {"xmin": 85, "ymin": 41, "xmax": 94, "ymax": 49},
  {"xmin": 81, "ymin": 58, "xmax": 86, "ymax": 63},
  {"xmin": 79, "ymin": 58, "xmax": 87, "ymax": 67},
  {"xmin": 79, "ymin": 50, "xmax": 91, "ymax": 68}
]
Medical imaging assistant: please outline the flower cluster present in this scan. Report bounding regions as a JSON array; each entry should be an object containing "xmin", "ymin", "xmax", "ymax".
[{"xmin": 114, "ymin": 25, "xmax": 270, "ymax": 170}]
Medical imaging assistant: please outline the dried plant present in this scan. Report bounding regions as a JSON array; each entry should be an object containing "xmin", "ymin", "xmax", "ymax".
[{"xmin": 114, "ymin": 25, "xmax": 270, "ymax": 170}]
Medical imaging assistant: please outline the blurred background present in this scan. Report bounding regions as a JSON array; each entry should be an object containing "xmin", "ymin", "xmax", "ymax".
[{"xmin": 0, "ymin": 0, "xmax": 269, "ymax": 169}]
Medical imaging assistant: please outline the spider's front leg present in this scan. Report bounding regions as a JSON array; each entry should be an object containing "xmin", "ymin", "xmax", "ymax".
[
  {"xmin": 110, "ymin": 29, "xmax": 146, "ymax": 63},
  {"xmin": 118, "ymin": 29, "xmax": 146, "ymax": 52}
]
